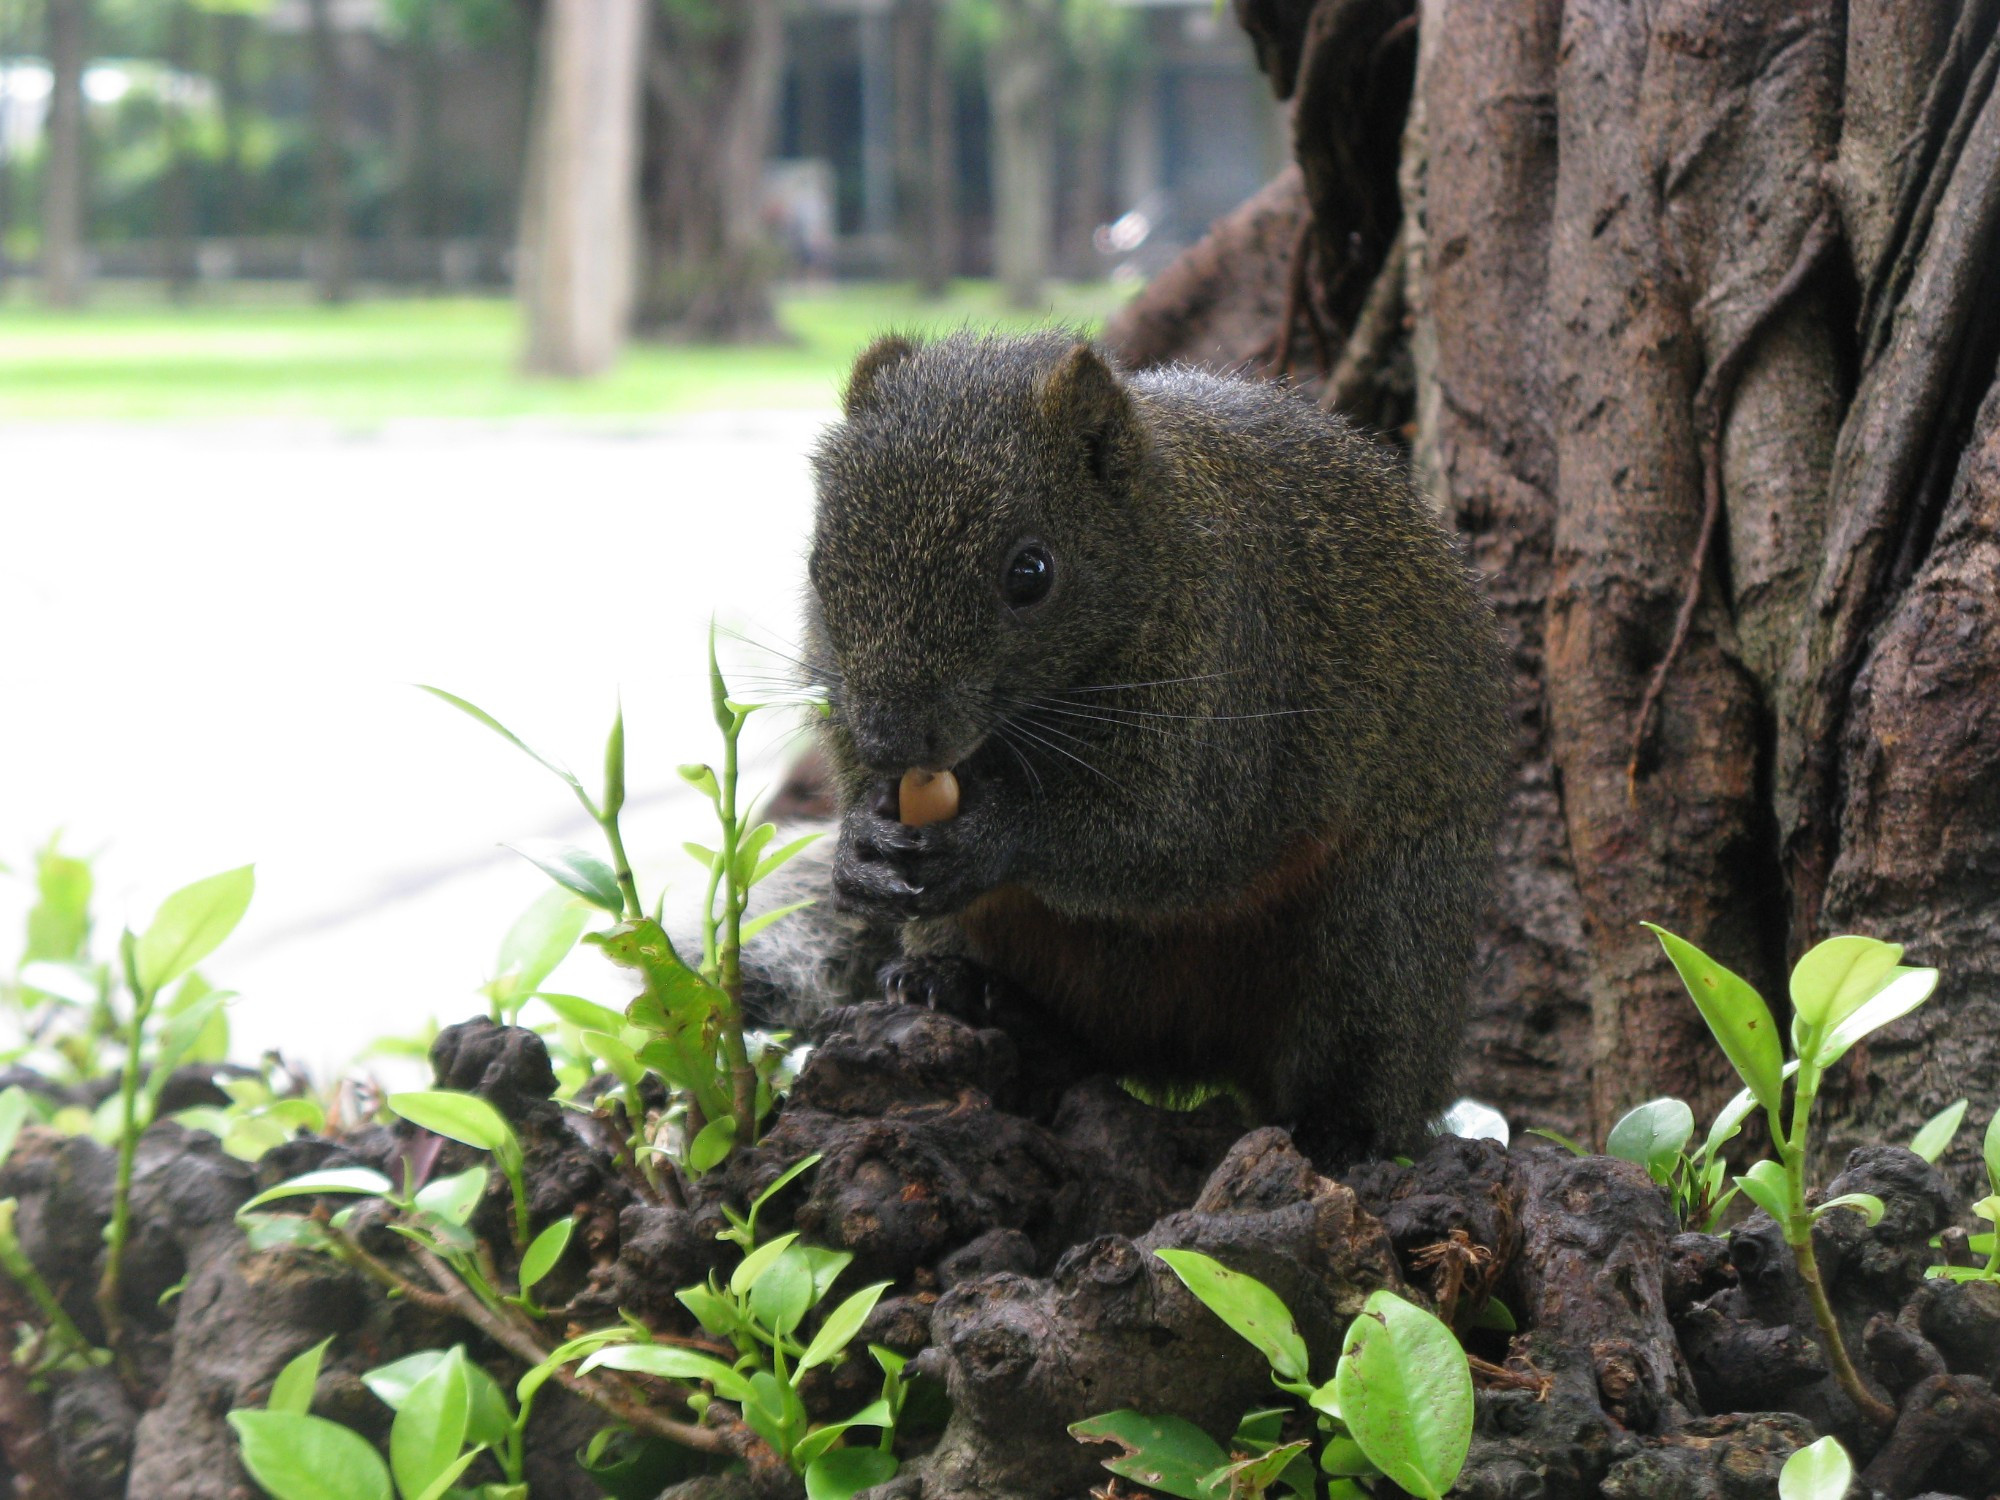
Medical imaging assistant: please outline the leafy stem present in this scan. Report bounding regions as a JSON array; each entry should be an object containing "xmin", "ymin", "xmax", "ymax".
[
  {"xmin": 94, "ymin": 940, "xmax": 153, "ymax": 1358},
  {"xmin": 1772, "ymin": 1032, "xmax": 1895, "ymax": 1428}
]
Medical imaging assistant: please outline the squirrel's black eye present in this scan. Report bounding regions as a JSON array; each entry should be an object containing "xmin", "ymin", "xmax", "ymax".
[{"xmin": 1002, "ymin": 544, "xmax": 1054, "ymax": 609}]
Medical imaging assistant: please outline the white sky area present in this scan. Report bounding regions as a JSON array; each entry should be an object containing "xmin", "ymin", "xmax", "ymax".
[{"xmin": 0, "ymin": 411, "xmax": 833, "ymax": 1085}]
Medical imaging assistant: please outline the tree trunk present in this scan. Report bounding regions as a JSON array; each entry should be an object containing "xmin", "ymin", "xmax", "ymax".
[
  {"xmin": 40, "ymin": 0, "xmax": 89, "ymax": 308},
  {"xmin": 161, "ymin": 0, "xmax": 196, "ymax": 299},
  {"xmin": 517, "ymin": 0, "xmax": 646, "ymax": 374},
  {"xmin": 214, "ymin": 10, "xmax": 251, "ymax": 244},
  {"xmin": 986, "ymin": 0, "xmax": 1060, "ymax": 308},
  {"xmin": 1109, "ymin": 0, "xmax": 2000, "ymax": 1194},
  {"xmin": 634, "ymin": 0, "xmax": 783, "ymax": 341},
  {"xmin": 892, "ymin": 0, "xmax": 956, "ymax": 295},
  {"xmin": 392, "ymin": 30, "xmax": 441, "ymax": 286},
  {"xmin": 305, "ymin": 0, "xmax": 352, "ymax": 304}
]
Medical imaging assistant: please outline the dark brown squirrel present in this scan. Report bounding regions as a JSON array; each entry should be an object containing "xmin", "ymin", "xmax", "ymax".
[{"xmin": 750, "ymin": 329, "xmax": 1509, "ymax": 1161}]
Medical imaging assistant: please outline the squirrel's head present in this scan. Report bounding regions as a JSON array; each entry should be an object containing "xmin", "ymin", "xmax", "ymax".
[{"xmin": 807, "ymin": 331, "xmax": 1152, "ymax": 779}]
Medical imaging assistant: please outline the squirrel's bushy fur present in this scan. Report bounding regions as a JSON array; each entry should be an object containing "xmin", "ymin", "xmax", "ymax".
[{"xmin": 754, "ymin": 330, "xmax": 1508, "ymax": 1161}]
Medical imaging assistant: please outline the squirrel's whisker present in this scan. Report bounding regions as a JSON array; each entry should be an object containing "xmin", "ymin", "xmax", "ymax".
[
  {"xmin": 998, "ymin": 695, "xmax": 1223, "ymax": 749},
  {"xmin": 1000, "ymin": 715, "xmax": 1119, "ymax": 788}
]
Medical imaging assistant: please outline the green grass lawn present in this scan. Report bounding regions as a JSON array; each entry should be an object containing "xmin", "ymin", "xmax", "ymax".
[{"xmin": 0, "ymin": 280, "xmax": 1134, "ymax": 425}]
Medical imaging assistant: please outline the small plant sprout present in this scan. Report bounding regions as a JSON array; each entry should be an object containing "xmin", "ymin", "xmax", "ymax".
[
  {"xmin": 1927, "ymin": 1105, "xmax": 2000, "ymax": 1286},
  {"xmin": 1647, "ymin": 924, "xmax": 1940, "ymax": 1428},
  {"xmin": 1777, "ymin": 1434, "xmax": 1852, "ymax": 1500},
  {"xmin": 233, "ymin": 1337, "xmax": 531, "ymax": 1500},
  {"xmin": 99, "ymin": 864, "xmax": 255, "ymax": 1356},
  {"xmin": 423, "ymin": 623, "xmax": 821, "ymax": 1177},
  {"xmin": 1074, "ymin": 1250, "xmax": 1473, "ymax": 1499},
  {"xmin": 1908, "ymin": 1098, "xmax": 1969, "ymax": 1164},
  {"xmin": 583, "ymin": 1191, "xmax": 898, "ymax": 1497}
]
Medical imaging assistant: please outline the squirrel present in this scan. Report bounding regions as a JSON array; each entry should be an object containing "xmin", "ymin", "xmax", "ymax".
[{"xmin": 749, "ymin": 330, "xmax": 1509, "ymax": 1162}]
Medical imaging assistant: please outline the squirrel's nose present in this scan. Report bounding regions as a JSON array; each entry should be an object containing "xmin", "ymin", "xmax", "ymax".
[{"xmin": 848, "ymin": 704, "xmax": 944, "ymax": 775}]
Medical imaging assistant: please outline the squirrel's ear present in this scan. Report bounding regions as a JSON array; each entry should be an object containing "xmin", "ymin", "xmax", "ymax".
[
  {"xmin": 844, "ymin": 335, "xmax": 919, "ymax": 417},
  {"xmin": 1039, "ymin": 343, "xmax": 1142, "ymax": 489}
]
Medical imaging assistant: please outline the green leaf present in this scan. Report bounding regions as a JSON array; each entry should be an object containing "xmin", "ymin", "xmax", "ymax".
[
  {"xmin": 388, "ymin": 1092, "xmax": 522, "ymax": 1174},
  {"xmin": 366, "ymin": 1352, "xmax": 511, "ymax": 1453},
  {"xmin": 1986, "ymin": 1109, "xmax": 2000, "ymax": 1194},
  {"xmin": 752, "ymin": 832, "xmax": 824, "ymax": 888},
  {"xmin": 804, "ymin": 1245, "xmax": 854, "ymax": 1302},
  {"xmin": 804, "ymin": 1448, "xmax": 898, "ymax": 1500},
  {"xmin": 603, "ymin": 705, "xmax": 627, "ymax": 819},
  {"xmin": 238, "ymin": 1213, "xmax": 331, "ymax": 1252},
  {"xmin": 419, "ymin": 687, "xmax": 590, "ymax": 807},
  {"xmin": 1644, "ymin": 925, "xmax": 1783, "ymax": 1115},
  {"xmin": 798, "ymin": 1282, "xmax": 892, "ymax": 1372},
  {"xmin": 791, "ymin": 1402, "xmax": 894, "ymax": 1468},
  {"xmin": 1734, "ymin": 1158, "xmax": 1792, "ymax": 1223},
  {"xmin": 689, "ymin": 1116, "xmax": 737, "ymax": 1172},
  {"xmin": 1469, "ymin": 1297, "xmax": 1517, "ymax": 1333},
  {"xmin": 1606, "ymin": 1098, "xmax": 1695, "ymax": 1181},
  {"xmin": 1155, "ymin": 1248, "xmax": 1309, "ymax": 1383},
  {"xmin": 683, "ymin": 841, "xmax": 721, "ymax": 873},
  {"xmin": 535, "ymin": 992, "xmax": 628, "ymax": 1034},
  {"xmin": 732, "ymin": 1231, "xmax": 802, "ymax": 1297},
  {"xmin": 678, "ymin": 763, "xmax": 720, "ymax": 801},
  {"xmin": 1812, "ymin": 1193, "xmax": 1884, "ymax": 1227},
  {"xmin": 135, "ymin": 865, "xmax": 255, "ymax": 995},
  {"xmin": 239, "ymin": 1167, "xmax": 394, "ymax": 1214},
  {"xmin": 735, "ymin": 824, "xmax": 778, "ymax": 887},
  {"xmin": 506, "ymin": 844, "xmax": 622, "ymax": 921},
  {"xmin": 750, "ymin": 1154, "xmax": 825, "ymax": 1225},
  {"xmin": 269, "ymin": 1337, "xmax": 334, "ymax": 1416},
  {"xmin": 1070, "ymin": 1411, "xmax": 1230, "ymax": 1500},
  {"xmin": 229, "ymin": 1410, "xmax": 394, "ymax": 1500},
  {"xmin": 1524, "ymin": 1128, "xmax": 1587, "ymax": 1155},
  {"xmin": 413, "ymin": 1168, "xmax": 488, "ymax": 1228},
  {"xmin": 1778, "ymin": 1434, "xmax": 1853, "ymax": 1500},
  {"xmin": 741, "ymin": 899, "xmax": 815, "ymax": 945},
  {"xmin": 1790, "ymin": 936, "xmax": 1903, "ymax": 1031},
  {"xmin": 1910, "ymin": 1100, "xmax": 1969, "ymax": 1164},
  {"xmin": 1319, "ymin": 1434, "xmax": 1377, "ymax": 1478},
  {"xmin": 1815, "ymin": 967, "xmax": 1939, "ymax": 1068},
  {"xmin": 1210, "ymin": 1439, "xmax": 1312, "ymax": 1497},
  {"xmin": 390, "ymin": 1346, "xmax": 471, "ymax": 1500},
  {"xmin": 1700, "ymin": 1084, "xmax": 1761, "ymax": 1162},
  {"xmin": 749, "ymin": 1245, "xmax": 817, "ymax": 1337},
  {"xmin": 412, "ymin": 1450, "xmax": 482, "ymax": 1500},
  {"xmin": 490, "ymin": 889, "xmax": 593, "ymax": 1011},
  {"xmin": 0, "ymin": 1088, "xmax": 32, "ymax": 1173},
  {"xmin": 26, "ymin": 842, "xmax": 92, "ymax": 964},
  {"xmin": 1333, "ymin": 1290, "xmax": 1474, "ymax": 1500},
  {"xmin": 519, "ymin": 1217, "xmax": 574, "ymax": 1292},
  {"xmin": 581, "ymin": 1031, "xmax": 646, "ymax": 1093},
  {"xmin": 578, "ymin": 1344, "xmax": 755, "ymax": 1404},
  {"xmin": 680, "ymin": 1284, "xmax": 746, "ymax": 1339}
]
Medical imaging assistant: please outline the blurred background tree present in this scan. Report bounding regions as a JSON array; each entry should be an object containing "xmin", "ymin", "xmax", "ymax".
[{"xmin": 0, "ymin": 0, "xmax": 1280, "ymax": 366}]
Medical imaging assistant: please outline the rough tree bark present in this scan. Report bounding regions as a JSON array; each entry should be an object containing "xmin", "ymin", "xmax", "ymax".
[
  {"xmin": 517, "ymin": 0, "xmax": 646, "ymax": 375},
  {"xmin": 1106, "ymin": 0, "xmax": 2000, "ymax": 1186},
  {"xmin": 40, "ymin": 0, "xmax": 89, "ymax": 308},
  {"xmin": 634, "ymin": 0, "xmax": 784, "ymax": 342}
]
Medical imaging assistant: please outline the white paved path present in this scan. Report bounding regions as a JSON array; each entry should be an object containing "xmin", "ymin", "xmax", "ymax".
[{"xmin": 0, "ymin": 411, "xmax": 833, "ymax": 1078}]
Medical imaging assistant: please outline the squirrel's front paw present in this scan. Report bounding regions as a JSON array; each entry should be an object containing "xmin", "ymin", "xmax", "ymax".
[
  {"xmin": 878, "ymin": 954, "xmax": 997, "ymax": 1022},
  {"xmin": 832, "ymin": 783, "xmax": 1001, "ymax": 920}
]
